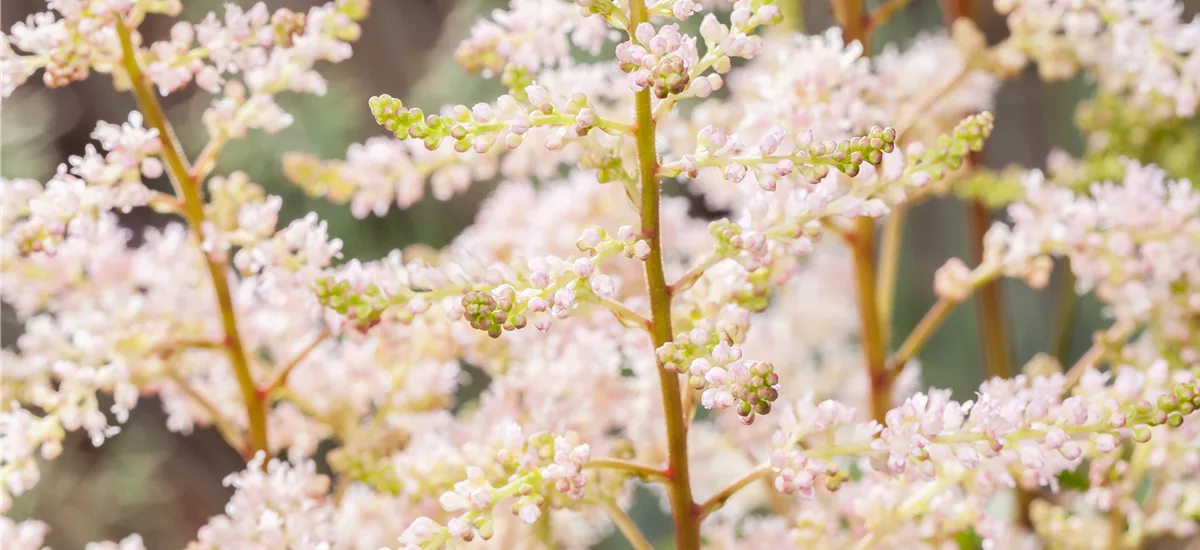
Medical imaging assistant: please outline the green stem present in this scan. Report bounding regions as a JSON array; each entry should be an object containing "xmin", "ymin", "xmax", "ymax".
[
  {"xmin": 629, "ymin": 1, "xmax": 699, "ymax": 547},
  {"xmin": 116, "ymin": 17, "xmax": 267, "ymax": 459}
]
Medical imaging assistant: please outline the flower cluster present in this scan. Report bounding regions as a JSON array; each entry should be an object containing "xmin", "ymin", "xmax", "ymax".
[
  {"xmin": 995, "ymin": 0, "xmax": 1200, "ymax": 120},
  {"xmin": 4, "ymin": 0, "xmax": 1200, "ymax": 549}
]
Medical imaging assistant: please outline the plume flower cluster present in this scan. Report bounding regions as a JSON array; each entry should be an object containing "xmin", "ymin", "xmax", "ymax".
[{"xmin": 2, "ymin": 0, "xmax": 1200, "ymax": 549}]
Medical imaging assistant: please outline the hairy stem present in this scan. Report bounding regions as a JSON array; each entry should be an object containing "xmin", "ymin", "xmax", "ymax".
[
  {"xmin": 629, "ymin": 1, "xmax": 699, "ymax": 546},
  {"xmin": 116, "ymin": 17, "xmax": 267, "ymax": 459}
]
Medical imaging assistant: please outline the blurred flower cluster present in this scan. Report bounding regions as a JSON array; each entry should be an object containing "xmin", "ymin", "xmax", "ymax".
[{"xmin": 2, "ymin": 0, "xmax": 1199, "ymax": 549}]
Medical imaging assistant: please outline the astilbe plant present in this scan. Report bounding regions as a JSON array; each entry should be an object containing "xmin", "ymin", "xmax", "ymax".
[{"xmin": 2, "ymin": 0, "xmax": 1199, "ymax": 548}]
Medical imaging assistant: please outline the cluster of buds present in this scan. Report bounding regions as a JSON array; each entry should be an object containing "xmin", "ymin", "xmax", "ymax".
[
  {"xmin": 766, "ymin": 371, "xmax": 1200, "ymax": 505},
  {"xmin": 770, "ymin": 399, "xmax": 859, "ymax": 497},
  {"xmin": 398, "ymin": 427, "xmax": 591, "ymax": 546},
  {"xmin": 448, "ymin": 255, "xmax": 618, "ymax": 336},
  {"xmin": 577, "ymin": 225, "xmax": 650, "ymax": 261},
  {"xmin": 370, "ymin": 87, "xmax": 617, "ymax": 154},
  {"xmin": 6, "ymin": 113, "xmax": 169, "ymax": 256},
  {"xmin": 617, "ymin": 23, "xmax": 698, "ymax": 98},
  {"xmin": 454, "ymin": 0, "xmax": 606, "ymax": 79},
  {"xmin": 315, "ymin": 268, "xmax": 407, "ymax": 332},
  {"xmin": 461, "ymin": 289, "xmax": 528, "ymax": 338},
  {"xmin": 671, "ymin": 124, "xmax": 898, "ymax": 189},
  {"xmin": 983, "ymin": 160, "xmax": 1200, "ymax": 362},
  {"xmin": 657, "ymin": 325, "xmax": 780, "ymax": 423}
]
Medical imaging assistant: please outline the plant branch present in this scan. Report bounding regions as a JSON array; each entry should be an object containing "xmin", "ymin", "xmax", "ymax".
[
  {"xmin": 888, "ymin": 264, "xmax": 1001, "ymax": 371},
  {"xmin": 586, "ymin": 458, "xmax": 669, "ymax": 483},
  {"xmin": 591, "ymin": 296, "xmax": 652, "ymax": 331},
  {"xmin": 696, "ymin": 463, "xmax": 772, "ymax": 520},
  {"xmin": 1063, "ymin": 322, "xmax": 1133, "ymax": 389},
  {"xmin": 165, "ymin": 371, "xmax": 246, "ymax": 455},
  {"xmin": 834, "ymin": 0, "xmax": 892, "ymax": 424},
  {"xmin": 866, "ymin": 0, "xmax": 914, "ymax": 32},
  {"xmin": 669, "ymin": 253, "xmax": 723, "ymax": 295},
  {"xmin": 877, "ymin": 204, "xmax": 907, "ymax": 345},
  {"xmin": 599, "ymin": 499, "xmax": 654, "ymax": 550},
  {"xmin": 850, "ymin": 219, "xmax": 892, "ymax": 423},
  {"xmin": 117, "ymin": 17, "xmax": 268, "ymax": 458},
  {"xmin": 629, "ymin": 0, "xmax": 699, "ymax": 546},
  {"xmin": 261, "ymin": 329, "xmax": 332, "ymax": 395},
  {"xmin": 966, "ymin": 199, "xmax": 1013, "ymax": 379}
]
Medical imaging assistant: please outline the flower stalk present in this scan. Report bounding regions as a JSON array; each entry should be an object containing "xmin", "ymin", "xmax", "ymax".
[
  {"xmin": 629, "ymin": 0, "xmax": 699, "ymax": 546},
  {"xmin": 834, "ymin": 0, "xmax": 892, "ymax": 424},
  {"xmin": 116, "ymin": 16, "xmax": 267, "ymax": 459}
]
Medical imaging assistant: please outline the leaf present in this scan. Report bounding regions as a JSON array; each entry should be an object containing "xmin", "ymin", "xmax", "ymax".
[{"xmin": 954, "ymin": 528, "xmax": 984, "ymax": 550}]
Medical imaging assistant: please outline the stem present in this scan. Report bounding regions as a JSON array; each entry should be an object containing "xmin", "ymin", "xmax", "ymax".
[
  {"xmin": 966, "ymin": 199, "xmax": 1013, "ymax": 379},
  {"xmin": 165, "ymin": 371, "xmax": 245, "ymax": 454},
  {"xmin": 877, "ymin": 204, "xmax": 907, "ymax": 345},
  {"xmin": 586, "ymin": 458, "xmax": 669, "ymax": 483},
  {"xmin": 599, "ymin": 499, "xmax": 654, "ymax": 550},
  {"xmin": 1063, "ymin": 322, "xmax": 1132, "ymax": 390},
  {"xmin": 850, "ymin": 219, "xmax": 892, "ymax": 423},
  {"xmin": 780, "ymin": 0, "xmax": 804, "ymax": 31},
  {"xmin": 591, "ymin": 296, "xmax": 652, "ymax": 331},
  {"xmin": 669, "ymin": 254, "xmax": 722, "ymax": 295},
  {"xmin": 888, "ymin": 264, "xmax": 1001, "ymax": 371},
  {"xmin": 261, "ymin": 329, "xmax": 332, "ymax": 395},
  {"xmin": 629, "ymin": 1, "xmax": 699, "ymax": 546},
  {"xmin": 835, "ymin": 0, "xmax": 891, "ymax": 424},
  {"xmin": 866, "ymin": 0, "xmax": 914, "ymax": 32},
  {"xmin": 890, "ymin": 298, "xmax": 954, "ymax": 370},
  {"xmin": 116, "ymin": 17, "xmax": 268, "ymax": 458},
  {"xmin": 696, "ymin": 463, "xmax": 772, "ymax": 520},
  {"xmin": 1051, "ymin": 265, "xmax": 1079, "ymax": 365},
  {"xmin": 895, "ymin": 67, "xmax": 969, "ymax": 140}
]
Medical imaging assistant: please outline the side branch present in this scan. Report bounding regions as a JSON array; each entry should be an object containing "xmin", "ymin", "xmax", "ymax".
[
  {"xmin": 887, "ymin": 264, "xmax": 1001, "ymax": 371},
  {"xmin": 599, "ymin": 499, "xmax": 654, "ymax": 550},
  {"xmin": 696, "ymin": 463, "xmax": 773, "ymax": 520},
  {"xmin": 261, "ymin": 329, "xmax": 333, "ymax": 395},
  {"xmin": 586, "ymin": 458, "xmax": 669, "ymax": 483}
]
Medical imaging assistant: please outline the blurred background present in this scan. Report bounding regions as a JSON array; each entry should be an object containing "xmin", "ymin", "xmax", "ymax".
[{"xmin": 2, "ymin": 0, "xmax": 1196, "ymax": 547}]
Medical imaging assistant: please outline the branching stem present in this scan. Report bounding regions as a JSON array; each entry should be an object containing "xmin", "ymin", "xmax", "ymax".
[
  {"xmin": 117, "ymin": 17, "xmax": 268, "ymax": 459},
  {"xmin": 629, "ymin": 1, "xmax": 699, "ymax": 547}
]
